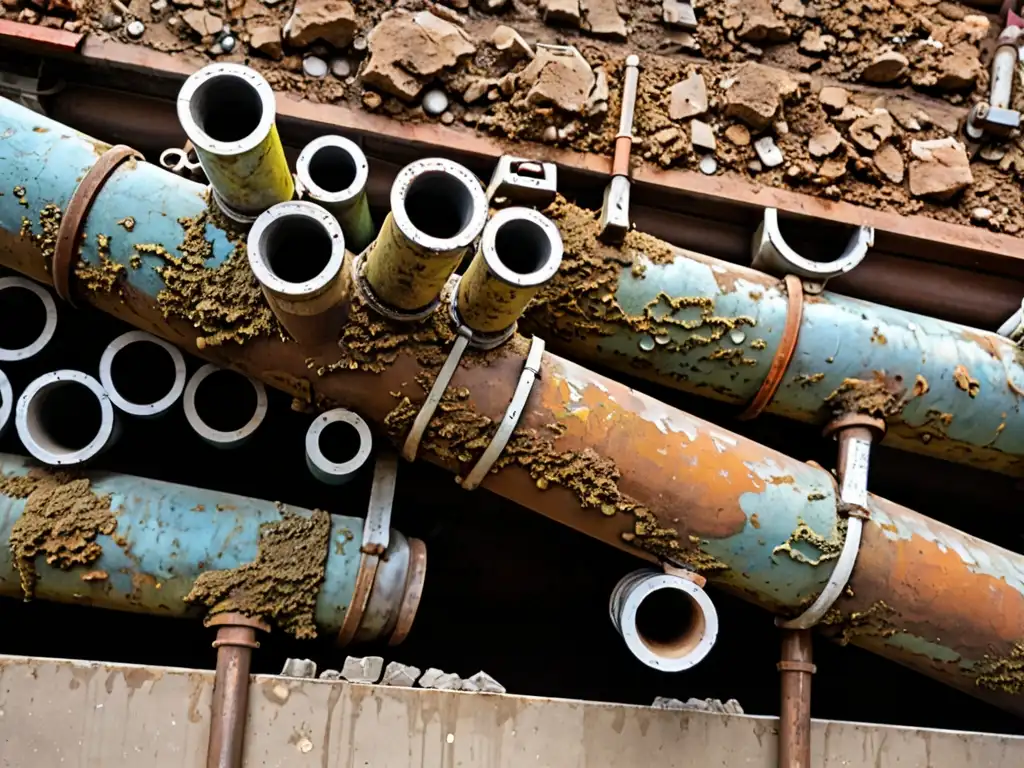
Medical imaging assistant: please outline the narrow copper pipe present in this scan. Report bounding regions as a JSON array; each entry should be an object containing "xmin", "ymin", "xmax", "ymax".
[
  {"xmin": 207, "ymin": 613, "xmax": 268, "ymax": 768},
  {"xmin": 778, "ymin": 628, "xmax": 815, "ymax": 768}
]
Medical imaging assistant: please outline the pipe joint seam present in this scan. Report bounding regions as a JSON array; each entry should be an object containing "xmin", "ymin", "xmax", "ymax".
[
  {"xmin": 0, "ymin": 277, "xmax": 58, "ymax": 361},
  {"xmin": 777, "ymin": 660, "xmax": 817, "ymax": 674},
  {"xmin": 448, "ymin": 278, "xmax": 518, "ymax": 351},
  {"xmin": 99, "ymin": 330, "xmax": 187, "ymax": 417}
]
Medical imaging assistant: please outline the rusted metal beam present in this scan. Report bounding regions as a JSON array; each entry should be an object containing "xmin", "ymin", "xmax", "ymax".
[{"xmin": 0, "ymin": 20, "xmax": 83, "ymax": 54}]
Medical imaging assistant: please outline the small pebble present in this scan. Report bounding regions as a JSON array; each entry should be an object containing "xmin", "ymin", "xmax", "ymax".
[
  {"xmin": 542, "ymin": 125, "xmax": 558, "ymax": 143},
  {"xmin": 440, "ymin": 112, "xmax": 455, "ymax": 125},
  {"xmin": 352, "ymin": 34, "xmax": 367, "ymax": 51},
  {"xmin": 971, "ymin": 207, "xmax": 993, "ymax": 222},
  {"xmin": 220, "ymin": 35, "xmax": 235, "ymax": 52},
  {"xmin": 341, "ymin": 655, "xmax": 383, "ymax": 684},
  {"xmin": 747, "ymin": 159, "xmax": 763, "ymax": 173},
  {"xmin": 381, "ymin": 661, "xmax": 421, "ymax": 687},
  {"xmin": 422, "ymin": 89, "xmax": 449, "ymax": 116},
  {"xmin": 99, "ymin": 11, "xmax": 122, "ymax": 29},
  {"xmin": 754, "ymin": 136, "xmax": 784, "ymax": 168},
  {"xmin": 730, "ymin": 330, "xmax": 746, "ymax": 344},
  {"xmin": 280, "ymin": 658, "xmax": 317, "ymax": 679},
  {"xmin": 167, "ymin": 15, "xmax": 179, "ymax": 27},
  {"xmin": 150, "ymin": 0, "xmax": 166, "ymax": 12},
  {"xmin": 699, "ymin": 155, "xmax": 718, "ymax": 175},
  {"xmin": 557, "ymin": 128, "xmax": 567, "ymax": 140},
  {"xmin": 126, "ymin": 19, "xmax": 145, "ymax": 37},
  {"xmin": 303, "ymin": 55, "xmax": 328, "ymax": 78},
  {"xmin": 362, "ymin": 91, "xmax": 382, "ymax": 109},
  {"xmin": 209, "ymin": 42, "xmax": 224, "ymax": 55},
  {"xmin": 330, "ymin": 58, "xmax": 352, "ymax": 78},
  {"xmin": 638, "ymin": 335, "xmax": 656, "ymax": 352},
  {"xmin": 319, "ymin": 669, "xmax": 343, "ymax": 681}
]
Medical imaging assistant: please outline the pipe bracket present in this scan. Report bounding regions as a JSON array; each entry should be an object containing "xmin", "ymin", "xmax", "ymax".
[
  {"xmin": 460, "ymin": 336, "xmax": 545, "ymax": 491},
  {"xmin": 777, "ymin": 660, "xmax": 817, "ymax": 674}
]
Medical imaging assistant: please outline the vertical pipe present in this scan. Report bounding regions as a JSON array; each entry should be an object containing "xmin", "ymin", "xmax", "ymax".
[
  {"xmin": 779, "ymin": 629, "xmax": 814, "ymax": 768},
  {"xmin": 295, "ymin": 136, "xmax": 375, "ymax": 254},
  {"xmin": 990, "ymin": 31, "xmax": 1021, "ymax": 110},
  {"xmin": 207, "ymin": 614, "xmax": 266, "ymax": 768}
]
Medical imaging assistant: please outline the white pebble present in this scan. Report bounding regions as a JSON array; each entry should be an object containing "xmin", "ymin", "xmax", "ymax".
[
  {"xmin": 220, "ymin": 35, "xmax": 235, "ymax": 52},
  {"xmin": 971, "ymin": 207, "xmax": 993, "ymax": 222},
  {"xmin": 699, "ymin": 155, "xmax": 718, "ymax": 175},
  {"xmin": 330, "ymin": 58, "xmax": 352, "ymax": 78},
  {"xmin": 303, "ymin": 56, "xmax": 328, "ymax": 78},
  {"xmin": 422, "ymin": 89, "xmax": 449, "ymax": 116},
  {"xmin": 754, "ymin": 136, "xmax": 784, "ymax": 168},
  {"xmin": 126, "ymin": 19, "xmax": 145, "ymax": 38}
]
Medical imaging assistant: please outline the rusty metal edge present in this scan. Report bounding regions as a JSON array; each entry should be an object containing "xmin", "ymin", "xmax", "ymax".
[{"xmin": 0, "ymin": 19, "xmax": 83, "ymax": 52}]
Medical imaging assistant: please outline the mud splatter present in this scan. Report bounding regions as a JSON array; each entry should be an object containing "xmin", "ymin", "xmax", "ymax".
[
  {"xmin": 974, "ymin": 642, "xmax": 1024, "ymax": 695},
  {"xmin": 18, "ymin": 203, "xmax": 62, "ymax": 274},
  {"xmin": 117, "ymin": 217, "xmax": 135, "ymax": 232},
  {"xmin": 794, "ymin": 372, "xmax": 825, "ymax": 387},
  {"xmin": 824, "ymin": 372, "xmax": 906, "ymax": 419},
  {"xmin": 3, "ymin": 468, "xmax": 116, "ymax": 600},
  {"xmin": 184, "ymin": 505, "xmax": 331, "ymax": 639},
  {"xmin": 953, "ymin": 364, "xmax": 980, "ymax": 398},
  {"xmin": 75, "ymin": 233, "xmax": 126, "ymax": 295},
  {"xmin": 822, "ymin": 599, "xmax": 898, "ymax": 646},
  {"xmin": 773, "ymin": 517, "xmax": 846, "ymax": 566}
]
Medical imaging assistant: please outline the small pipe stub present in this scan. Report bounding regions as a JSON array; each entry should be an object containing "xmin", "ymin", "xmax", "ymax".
[
  {"xmin": 752, "ymin": 208, "xmax": 873, "ymax": 285},
  {"xmin": 0, "ymin": 277, "xmax": 58, "ymax": 362},
  {"xmin": 16, "ymin": 370, "xmax": 118, "ymax": 466},
  {"xmin": 183, "ymin": 364, "xmax": 268, "ymax": 448},
  {"xmin": 609, "ymin": 568, "xmax": 718, "ymax": 673},
  {"xmin": 0, "ymin": 369, "xmax": 12, "ymax": 438},
  {"xmin": 305, "ymin": 408, "xmax": 373, "ymax": 485},
  {"xmin": 295, "ymin": 135, "xmax": 374, "ymax": 253},
  {"xmin": 99, "ymin": 330, "xmax": 187, "ymax": 418}
]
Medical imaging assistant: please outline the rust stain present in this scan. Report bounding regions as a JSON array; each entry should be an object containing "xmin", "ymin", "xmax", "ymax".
[
  {"xmin": 123, "ymin": 667, "xmax": 160, "ymax": 691},
  {"xmin": 871, "ymin": 327, "xmax": 888, "ymax": 345},
  {"xmin": 750, "ymin": 513, "xmax": 761, "ymax": 529},
  {"xmin": 767, "ymin": 475, "xmax": 795, "ymax": 485},
  {"xmin": 953, "ymin": 365, "xmax": 980, "ymax": 398},
  {"xmin": 960, "ymin": 328, "xmax": 1005, "ymax": 361},
  {"xmin": 912, "ymin": 375, "xmax": 929, "ymax": 398},
  {"xmin": 80, "ymin": 570, "xmax": 108, "ymax": 582}
]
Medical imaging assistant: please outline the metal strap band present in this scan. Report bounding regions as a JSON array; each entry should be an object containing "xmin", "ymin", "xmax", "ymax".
[
  {"xmin": 53, "ymin": 144, "xmax": 143, "ymax": 306},
  {"xmin": 777, "ymin": 660, "xmax": 817, "ymax": 674},
  {"xmin": 460, "ymin": 336, "xmax": 545, "ymax": 491},
  {"xmin": 336, "ymin": 551, "xmax": 378, "ymax": 647},
  {"xmin": 737, "ymin": 273, "xmax": 804, "ymax": 421},
  {"xmin": 350, "ymin": 250, "xmax": 440, "ymax": 323}
]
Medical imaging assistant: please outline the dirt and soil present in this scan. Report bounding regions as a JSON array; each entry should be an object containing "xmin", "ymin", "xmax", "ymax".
[{"xmin": 4, "ymin": 0, "xmax": 1021, "ymax": 236}]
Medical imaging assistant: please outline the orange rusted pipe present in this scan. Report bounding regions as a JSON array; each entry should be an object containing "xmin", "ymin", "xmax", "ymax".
[{"xmin": 779, "ymin": 629, "xmax": 814, "ymax": 768}]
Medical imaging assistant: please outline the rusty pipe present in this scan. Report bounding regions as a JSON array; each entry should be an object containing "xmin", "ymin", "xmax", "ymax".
[
  {"xmin": 207, "ymin": 613, "xmax": 267, "ymax": 768},
  {"xmin": 778, "ymin": 629, "xmax": 814, "ymax": 768}
]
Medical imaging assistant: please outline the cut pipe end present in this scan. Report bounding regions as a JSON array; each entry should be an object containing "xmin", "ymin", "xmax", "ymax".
[
  {"xmin": 0, "ymin": 369, "xmax": 12, "ymax": 438},
  {"xmin": 176, "ymin": 63, "xmax": 276, "ymax": 158},
  {"xmin": 248, "ymin": 201, "xmax": 346, "ymax": 300},
  {"xmin": 0, "ymin": 277, "xmax": 58, "ymax": 362},
  {"xmin": 390, "ymin": 158, "xmax": 488, "ymax": 253},
  {"xmin": 480, "ymin": 207, "xmax": 564, "ymax": 289},
  {"xmin": 16, "ymin": 370, "xmax": 117, "ymax": 466},
  {"xmin": 296, "ymin": 136, "xmax": 369, "ymax": 207},
  {"xmin": 305, "ymin": 408, "xmax": 373, "ymax": 485},
  {"xmin": 183, "ymin": 364, "xmax": 268, "ymax": 448},
  {"xmin": 610, "ymin": 569, "xmax": 718, "ymax": 673},
  {"xmin": 99, "ymin": 330, "xmax": 187, "ymax": 418}
]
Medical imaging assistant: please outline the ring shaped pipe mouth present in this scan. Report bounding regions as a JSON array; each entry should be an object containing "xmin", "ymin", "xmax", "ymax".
[
  {"xmin": 99, "ymin": 331, "xmax": 187, "ymax": 417},
  {"xmin": 0, "ymin": 277, "xmax": 58, "ymax": 362},
  {"xmin": 296, "ymin": 136, "xmax": 369, "ymax": 205},
  {"xmin": 611, "ymin": 571, "xmax": 718, "ymax": 672},
  {"xmin": 183, "ymin": 364, "xmax": 267, "ymax": 447},
  {"xmin": 481, "ymin": 207, "xmax": 564, "ymax": 288},
  {"xmin": 390, "ymin": 158, "xmax": 488, "ymax": 252},
  {"xmin": 176, "ymin": 64, "xmax": 276, "ymax": 156},
  {"xmin": 0, "ymin": 369, "xmax": 12, "ymax": 437},
  {"xmin": 15, "ymin": 371, "xmax": 116, "ymax": 466},
  {"xmin": 248, "ymin": 201, "xmax": 346, "ymax": 297},
  {"xmin": 305, "ymin": 408, "xmax": 373, "ymax": 484}
]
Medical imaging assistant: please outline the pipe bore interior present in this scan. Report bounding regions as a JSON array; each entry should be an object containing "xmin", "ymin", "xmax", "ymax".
[
  {"xmin": 403, "ymin": 171, "xmax": 477, "ymax": 240},
  {"xmin": 494, "ymin": 218, "xmax": 553, "ymax": 276},
  {"xmin": 16, "ymin": 372, "xmax": 116, "ymax": 465},
  {"xmin": 634, "ymin": 586, "xmax": 706, "ymax": 660},
  {"xmin": 100, "ymin": 331, "xmax": 187, "ymax": 417},
  {"xmin": 194, "ymin": 369, "xmax": 258, "ymax": 433},
  {"xmin": 260, "ymin": 213, "xmax": 335, "ymax": 285},
  {"xmin": 305, "ymin": 408, "xmax": 373, "ymax": 485},
  {"xmin": 189, "ymin": 73, "xmax": 263, "ymax": 144},
  {"xmin": 308, "ymin": 145, "xmax": 358, "ymax": 194},
  {"xmin": 320, "ymin": 420, "xmax": 363, "ymax": 464},
  {"xmin": 0, "ymin": 277, "xmax": 58, "ymax": 362}
]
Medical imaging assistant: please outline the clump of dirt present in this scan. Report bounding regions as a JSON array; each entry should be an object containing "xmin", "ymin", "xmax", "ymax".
[
  {"xmin": 184, "ymin": 505, "xmax": 331, "ymax": 639},
  {"xmin": 824, "ymin": 372, "xmax": 907, "ymax": 419},
  {"xmin": 820, "ymin": 598, "xmax": 899, "ymax": 645},
  {"xmin": 772, "ymin": 517, "xmax": 846, "ymax": 566},
  {"xmin": 149, "ymin": 201, "xmax": 285, "ymax": 349},
  {"xmin": 75, "ymin": 233, "xmax": 126, "ymax": 295},
  {"xmin": 974, "ymin": 641, "xmax": 1024, "ymax": 695},
  {"xmin": 18, "ymin": 203, "xmax": 62, "ymax": 275},
  {"xmin": 3, "ymin": 468, "xmax": 117, "ymax": 600}
]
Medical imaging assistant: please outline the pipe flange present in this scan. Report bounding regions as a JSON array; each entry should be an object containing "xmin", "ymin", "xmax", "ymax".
[
  {"xmin": 305, "ymin": 408, "xmax": 373, "ymax": 485},
  {"xmin": 0, "ymin": 369, "xmax": 12, "ymax": 438},
  {"xmin": 389, "ymin": 536, "xmax": 427, "ymax": 646},
  {"xmin": 295, "ymin": 135, "xmax": 369, "ymax": 208},
  {"xmin": 0, "ymin": 277, "xmax": 58, "ymax": 362},
  {"xmin": 350, "ymin": 250, "xmax": 440, "ymax": 323},
  {"xmin": 448, "ymin": 276, "xmax": 517, "ymax": 351},
  {"xmin": 98, "ymin": 330, "xmax": 187, "ymax": 417},
  {"xmin": 752, "ymin": 208, "xmax": 873, "ymax": 284},
  {"xmin": 822, "ymin": 413, "xmax": 886, "ymax": 442},
  {"xmin": 183, "ymin": 364, "xmax": 268, "ymax": 448},
  {"xmin": 16, "ymin": 370, "xmax": 117, "ymax": 466}
]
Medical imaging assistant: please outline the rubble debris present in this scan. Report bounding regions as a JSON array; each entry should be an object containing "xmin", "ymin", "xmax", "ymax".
[
  {"xmin": 735, "ymin": 0, "xmax": 790, "ymax": 43},
  {"xmin": 303, "ymin": 55, "xmax": 328, "ymax": 78},
  {"xmin": 462, "ymin": 671, "xmax": 506, "ymax": 694},
  {"xmin": 908, "ymin": 138, "xmax": 973, "ymax": 200},
  {"xmin": 330, "ymin": 57, "xmax": 351, "ymax": 77},
  {"xmin": 580, "ymin": 0, "xmax": 626, "ymax": 40},
  {"xmin": 798, "ymin": 29, "xmax": 835, "ymax": 55},
  {"xmin": 932, "ymin": 47, "xmax": 982, "ymax": 91},
  {"xmin": 723, "ymin": 63, "xmax": 796, "ymax": 130},
  {"xmin": 689, "ymin": 119, "xmax": 716, "ymax": 152},
  {"xmin": 662, "ymin": 0, "xmax": 696, "ymax": 30},
  {"xmin": 817, "ymin": 155, "xmax": 847, "ymax": 182},
  {"xmin": 282, "ymin": 0, "xmax": 357, "ymax": 48},
  {"xmin": 362, "ymin": 10, "xmax": 476, "ymax": 101},
  {"xmin": 381, "ymin": 661, "xmax": 421, "ymax": 687},
  {"xmin": 861, "ymin": 51, "xmax": 909, "ymax": 84},
  {"xmin": 668, "ymin": 72, "xmax": 708, "ymax": 120},
  {"xmin": 419, "ymin": 668, "xmax": 463, "ymax": 690},
  {"xmin": 586, "ymin": 67, "xmax": 609, "ymax": 114},
  {"xmin": 653, "ymin": 696, "xmax": 744, "ymax": 715},
  {"xmin": 422, "ymin": 89, "xmax": 449, "ymax": 116},
  {"xmin": 491, "ymin": 25, "xmax": 533, "ymax": 60},
  {"xmin": 126, "ymin": 19, "xmax": 144, "ymax": 38},
  {"xmin": 754, "ymin": 135, "xmax": 784, "ymax": 168},
  {"xmin": 341, "ymin": 655, "xmax": 384, "ymax": 684},
  {"xmin": 873, "ymin": 143, "xmax": 905, "ymax": 184},
  {"xmin": 724, "ymin": 124, "xmax": 750, "ymax": 146},
  {"xmin": 182, "ymin": 9, "xmax": 222, "ymax": 37},
  {"xmin": 540, "ymin": 0, "xmax": 580, "ymax": 27},
  {"xmin": 519, "ymin": 44, "xmax": 595, "ymax": 114},
  {"xmin": 319, "ymin": 669, "xmax": 343, "ymax": 680},
  {"xmin": 808, "ymin": 126, "xmax": 841, "ymax": 158},
  {"xmin": 281, "ymin": 658, "xmax": 317, "ymax": 678},
  {"xmin": 818, "ymin": 86, "xmax": 849, "ymax": 114},
  {"xmin": 848, "ymin": 110, "xmax": 894, "ymax": 152}
]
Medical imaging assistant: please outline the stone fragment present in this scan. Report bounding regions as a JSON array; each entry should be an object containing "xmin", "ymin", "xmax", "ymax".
[
  {"xmin": 754, "ymin": 136, "xmax": 784, "ymax": 168},
  {"xmin": 281, "ymin": 658, "xmax": 317, "ymax": 678},
  {"xmin": 540, "ymin": 0, "xmax": 580, "ymax": 26},
  {"xmin": 861, "ymin": 50, "xmax": 908, "ymax": 84},
  {"xmin": 342, "ymin": 655, "xmax": 384, "ymax": 684},
  {"xmin": 419, "ymin": 668, "xmax": 462, "ymax": 690},
  {"xmin": 283, "ymin": 0, "xmax": 356, "ymax": 48},
  {"xmin": 737, "ymin": 0, "xmax": 790, "ymax": 43},
  {"xmin": 808, "ymin": 126, "xmax": 841, "ymax": 158},
  {"xmin": 884, "ymin": 97, "xmax": 928, "ymax": 131},
  {"xmin": 662, "ymin": 0, "xmax": 696, "ymax": 30},
  {"xmin": 330, "ymin": 57, "xmax": 352, "ymax": 77},
  {"xmin": 465, "ymin": 671, "xmax": 506, "ymax": 694},
  {"xmin": 817, "ymin": 155, "xmax": 847, "ymax": 182},
  {"xmin": 957, "ymin": 15, "xmax": 989, "ymax": 44},
  {"xmin": 381, "ymin": 661, "xmax": 421, "ymax": 687},
  {"xmin": 971, "ymin": 207, "xmax": 993, "ymax": 223},
  {"xmin": 474, "ymin": 0, "xmax": 507, "ymax": 10},
  {"xmin": 668, "ymin": 72, "xmax": 708, "ymax": 120},
  {"xmin": 724, "ymin": 124, "xmax": 750, "ymax": 146},
  {"xmin": 491, "ymin": 25, "xmax": 533, "ymax": 60},
  {"xmin": 462, "ymin": 77, "xmax": 495, "ymax": 104},
  {"xmin": 652, "ymin": 126, "xmax": 680, "ymax": 146},
  {"xmin": 182, "ymin": 9, "xmax": 222, "ymax": 36},
  {"xmin": 935, "ymin": 49, "xmax": 980, "ymax": 91},
  {"xmin": 689, "ymin": 119, "xmax": 716, "ymax": 152},
  {"xmin": 908, "ymin": 138, "xmax": 973, "ymax": 199},
  {"xmin": 777, "ymin": 0, "xmax": 804, "ymax": 16},
  {"xmin": 319, "ymin": 669, "xmax": 343, "ymax": 680},
  {"xmin": 723, "ymin": 64, "xmax": 795, "ymax": 130},
  {"xmin": 652, "ymin": 696, "xmax": 744, "ymax": 714},
  {"xmin": 848, "ymin": 110, "xmax": 894, "ymax": 152},
  {"xmin": 748, "ymin": 159, "xmax": 763, "ymax": 173},
  {"xmin": 362, "ymin": 10, "xmax": 477, "ymax": 102},
  {"xmin": 818, "ymin": 86, "xmax": 849, "ymax": 113},
  {"xmin": 303, "ymin": 55, "xmax": 328, "ymax": 77},
  {"xmin": 873, "ymin": 143, "xmax": 904, "ymax": 183},
  {"xmin": 441, "ymin": 112, "xmax": 455, "ymax": 125},
  {"xmin": 428, "ymin": 3, "xmax": 466, "ymax": 24},
  {"xmin": 586, "ymin": 67, "xmax": 609, "ymax": 114},
  {"xmin": 150, "ymin": 0, "xmax": 166, "ymax": 12},
  {"xmin": 519, "ymin": 44, "xmax": 595, "ymax": 113},
  {"xmin": 542, "ymin": 125, "xmax": 558, "ymax": 142},
  {"xmin": 250, "ymin": 24, "xmax": 283, "ymax": 59},
  {"xmin": 422, "ymin": 89, "xmax": 449, "ymax": 115},
  {"xmin": 798, "ymin": 29, "xmax": 834, "ymax": 54},
  {"xmin": 580, "ymin": 0, "xmax": 625, "ymax": 39}
]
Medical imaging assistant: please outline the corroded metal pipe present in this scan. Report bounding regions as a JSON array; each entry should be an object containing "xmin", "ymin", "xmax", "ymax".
[
  {"xmin": 176, "ymin": 64, "xmax": 293, "ymax": 221},
  {"xmin": 779, "ymin": 629, "xmax": 814, "ymax": 768},
  {"xmin": 296, "ymin": 135, "xmax": 374, "ymax": 254},
  {"xmin": 247, "ymin": 201, "xmax": 348, "ymax": 344},
  {"xmin": 362, "ymin": 158, "xmax": 487, "ymax": 317},
  {"xmin": 4, "ymin": 102, "xmax": 1024, "ymax": 714},
  {"xmin": 207, "ymin": 613, "xmax": 266, "ymax": 768},
  {"xmin": 0, "ymin": 453, "xmax": 424, "ymax": 643}
]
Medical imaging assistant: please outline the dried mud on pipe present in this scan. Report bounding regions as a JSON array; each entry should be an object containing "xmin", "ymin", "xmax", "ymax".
[
  {"xmin": 819, "ymin": 599, "xmax": 899, "ymax": 646},
  {"xmin": 2, "ymin": 467, "xmax": 116, "ymax": 600},
  {"xmin": 974, "ymin": 642, "xmax": 1024, "ymax": 695},
  {"xmin": 824, "ymin": 372, "xmax": 910, "ymax": 419},
  {"xmin": 184, "ymin": 505, "xmax": 330, "ymax": 639},
  {"xmin": 18, "ymin": 203, "xmax": 62, "ymax": 275},
  {"xmin": 75, "ymin": 234, "xmax": 126, "ymax": 294},
  {"xmin": 383, "ymin": 377, "xmax": 729, "ymax": 573}
]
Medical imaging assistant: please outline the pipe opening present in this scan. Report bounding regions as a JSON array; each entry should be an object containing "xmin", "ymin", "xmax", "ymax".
[
  {"xmin": 0, "ymin": 285, "xmax": 47, "ymax": 352},
  {"xmin": 259, "ymin": 214, "xmax": 334, "ymax": 285},
  {"xmin": 404, "ymin": 172, "xmax": 475, "ymax": 239},
  {"xmin": 777, "ymin": 217, "xmax": 861, "ymax": 264},
  {"xmin": 193, "ymin": 369, "xmax": 258, "ymax": 433},
  {"xmin": 308, "ymin": 145, "xmax": 358, "ymax": 193},
  {"xmin": 318, "ymin": 420, "xmax": 362, "ymax": 465},
  {"xmin": 493, "ymin": 218, "xmax": 552, "ymax": 276},
  {"xmin": 190, "ymin": 75, "xmax": 263, "ymax": 143},
  {"xmin": 635, "ymin": 586, "xmax": 706, "ymax": 659},
  {"xmin": 29, "ymin": 381, "xmax": 103, "ymax": 455},
  {"xmin": 109, "ymin": 340, "xmax": 179, "ymax": 407}
]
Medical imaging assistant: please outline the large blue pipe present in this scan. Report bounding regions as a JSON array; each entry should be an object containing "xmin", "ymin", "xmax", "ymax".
[{"xmin": 0, "ymin": 454, "xmax": 421, "ymax": 641}]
